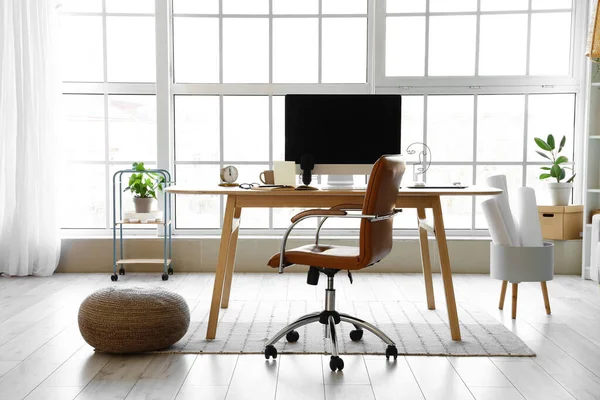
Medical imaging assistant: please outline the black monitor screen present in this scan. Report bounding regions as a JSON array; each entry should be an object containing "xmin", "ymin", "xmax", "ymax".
[{"xmin": 284, "ymin": 94, "xmax": 402, "ymax": 165}]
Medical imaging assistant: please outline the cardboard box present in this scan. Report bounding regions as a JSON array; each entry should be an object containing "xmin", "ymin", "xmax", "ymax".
[{"xmin": 537, "ymin": 205, "xmax": 583, "ymax": 240}]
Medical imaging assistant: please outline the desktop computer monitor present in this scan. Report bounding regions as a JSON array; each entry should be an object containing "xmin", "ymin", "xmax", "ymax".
[{"xmin": 284, "ymin": 94, "xmax": 402, "ymax": 186}]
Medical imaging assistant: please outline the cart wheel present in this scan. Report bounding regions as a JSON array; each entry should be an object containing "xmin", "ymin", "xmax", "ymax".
[
  {"xmin": 168, "ymin": 267, "xmax": 174, "ymax": 275},
  {"xmin": 111, "ymin": 274, "xmax": 118, "ymax": 282},
  {"xmin": 162, "ymin": 273, "xmax": 169, "ymax": 281},
  {"xmin": 386, "ymin": 345, "xmax": 398, "ymax": 360},
  {"xmin": 119, "ymin": 268, "xmax": 125, "ymax": 275},
  {"xmin": 264, "ymin": 345, "xmax": 277, "ymax": 359}
]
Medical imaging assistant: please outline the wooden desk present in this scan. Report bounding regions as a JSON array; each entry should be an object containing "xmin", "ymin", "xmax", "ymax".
[{"xmin": 165, "ymin": 185, "xmax": 501, "ymax": 341}]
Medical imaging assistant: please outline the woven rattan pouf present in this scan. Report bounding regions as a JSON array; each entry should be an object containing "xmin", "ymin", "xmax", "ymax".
[{"xmin": 78, "ymin": 286, "xmax": 190, "ymax": 353}]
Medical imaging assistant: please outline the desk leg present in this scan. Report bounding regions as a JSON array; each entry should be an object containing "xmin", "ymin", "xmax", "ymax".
[
  {"xmin": 207, "ymin": 195, "xmax": 237, "ymax": 340},
  {"xmin": 221, "ymin": 206, "xmax": 242, "ymax": 309},
  {"xmin": 431, "ymin": 197, "xmax": 461, "ymax": 341},
  {"xmin": 417, "ymin": 208, "xmax": 435, "ymax": 310}
]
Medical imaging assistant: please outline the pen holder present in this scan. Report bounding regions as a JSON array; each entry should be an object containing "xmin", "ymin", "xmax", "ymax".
[{"xmin": 490, "ymin": 242, "xmax": 554, "ymax": 319}]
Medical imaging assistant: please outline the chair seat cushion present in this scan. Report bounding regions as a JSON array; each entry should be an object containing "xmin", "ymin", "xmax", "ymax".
[
  {"xmin": 268, "ymin": 244, "xmax": 361, "ymax": 270},
  {"xmin": 78, "ymin": 286, "xmax": 190, "ymax": 354}
]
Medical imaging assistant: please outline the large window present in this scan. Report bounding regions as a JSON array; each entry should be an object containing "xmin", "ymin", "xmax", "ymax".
[{"xmin": 59, "ymin": 0, "xmax": 583, "ymax": 236}]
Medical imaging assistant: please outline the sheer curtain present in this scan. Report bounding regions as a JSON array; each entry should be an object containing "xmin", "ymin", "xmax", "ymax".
[{"xmin": 0, "ymin": 0, "xmax": 61, "ymax": 276}]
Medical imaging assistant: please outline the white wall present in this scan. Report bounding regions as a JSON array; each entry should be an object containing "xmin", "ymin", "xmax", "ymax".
[{"xmin": 58, "ymin": 237, "xmax": 582, "ymax": 275}]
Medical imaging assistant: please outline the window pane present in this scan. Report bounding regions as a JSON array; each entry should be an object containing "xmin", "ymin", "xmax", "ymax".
[
  {"xmin": 274, "ymin": 207, "xmax": 318, "ymax": 228},
  {"xmin": 530, "ymin": 13, "xmax": 571, "ymax": 76},
  {"xmin": 60, "ymin": 16, "xmax": 103, "ymax": 82},
  {"xmin": 479, "ymin": 14, "xmax": 527, "ymax": 76},
  {"xmin": 322, "ymin": 18, "xmax": 367, "ymax": 83},
  {"xmin": 223, "ymin": 0, "xmax": 268, "ymax": 14},
  {"xmin": 175, "ymin": 96, "xmax": 220, "ymax": 162},
  {"xmin": 393, "ymin": 207, "xmax": 418, "ymax": 229},
  {"xmin": 386, "ymin": 17, "xmax": 425, "ymax": 77},
  {"xmin": 427, "ymin": 166, "xmax": 473, "ymax": 229},
  {"xmin": 106, "ymin": 17, "xmax": 156, "ymax": 82},
  {"xmin": 223, "ymin": 18, "xmax": 269, "ymax": 83},
  {"xmin": 232, "ymin": 165, "xmax": 270, "ymax": 229},
  {"xmin": 108, "ymin": 95, "xmax": 157, "ymax": 162},
  {"xmin": 272, "ymin": 96, "xmax": 285, "ymax": 161},
  {"xmin": 273, "ymin": 19, "xmax": 318, "ymax": 83},
  {"xmin": 175, "ymin": 165, "xmax": 221, "ymax": 228},
  {"xmin": 60, "ymin": 0, "xmax": 101, "ymax": 13},
  {"xmin": 173, "ymin": 0, "xmax": 219, "ymax": 14},
  {"xmin": 223, "ymin": 96, "xmax": 269, "ymax": 161},
  {"xmin": 532, "ymin": 0, "xmax": 572, "ymax": 10},
  {"xmin": 400, "ymin": 96, "xmax": 424, "ymax": 154},
  {"xmin": 273, "ymin": 0, "xmax": 318, "ymax": 14},
  {"xmin": 322, "ymin": 0, "xmax": 367, "ymax": 14},
  {"xmin": 61, "ymin": 165, "xmax": 106, "ymax": 228},
  {"xmin": 428, "ymin": 16, "xmax": 476, "ymax": 76},
  {"xmin": 480, "ymin": 0, "xmax": 528, "ymax": 11},
  {"xmin": 427, "ymin": 96, "xmax": 474, "ymax": 162},
  {"xmin": 477, "ymin": 95, "xmax": 525, "ymax": 162},
  {"xmin": 526, "ymin": 165, "xmax": 561, "ymax": 205},
  {"xmin": 429, "ymin": 0, "xmax": 477, "ymax": 12},
  {"xmin": 527, "ymin": 94, "xmax": 575, "ymax": 162},
  {"xmin": 475, "ymin": 165, "xmax": 523, "ymax": 228},
  {"xmin": 106, "ymin": 0, "xmax": 154, "ymax": 13},
  {"xmin": 61, "ymin": 95, "xmax": 105, "ymax": 162},
  {"xmin": 386, "ymin": 0, "xmax": 426, "ymax": 13},
  {"xmin": 174, "ymin": 18, "xmax": 219, "ymax": 83}
]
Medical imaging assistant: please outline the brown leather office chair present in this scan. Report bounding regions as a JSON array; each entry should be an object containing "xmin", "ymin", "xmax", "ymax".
[{"xmin": 264, "ymin": 155, "xmax": 406, "ymax": 371}]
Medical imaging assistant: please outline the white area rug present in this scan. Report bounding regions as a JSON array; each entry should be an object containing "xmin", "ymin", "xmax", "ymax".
[{"xmin": 158, "ymin": 299, "xmax": 535, "ymax": 357}]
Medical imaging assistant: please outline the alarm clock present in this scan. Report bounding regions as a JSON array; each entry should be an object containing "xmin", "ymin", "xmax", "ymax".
[{"xmin": 219, "ymin": 165, "xmax": 239, "ymax": 186}]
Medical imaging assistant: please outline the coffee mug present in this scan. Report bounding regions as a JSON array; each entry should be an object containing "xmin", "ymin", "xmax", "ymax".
[{"xmin": 260, "ymin": 170, "xmax": 275, "ymax": 185}]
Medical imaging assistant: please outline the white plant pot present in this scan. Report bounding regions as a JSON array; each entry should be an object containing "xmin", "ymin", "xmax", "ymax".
[
  {"xmin": 133, "ymin": 197, "xmax": 154, "ymax": 213},
  {"xmin": 546, "ymin": 182, "xmax": 573, "ymax": 206}
]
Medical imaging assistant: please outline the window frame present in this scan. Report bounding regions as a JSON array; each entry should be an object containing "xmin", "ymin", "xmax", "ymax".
[{"xmin": 59, "ymin": 0, "xmax": 589, "ymax": 238}]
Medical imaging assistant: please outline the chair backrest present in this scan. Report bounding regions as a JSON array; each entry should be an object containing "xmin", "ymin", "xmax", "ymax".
[{"xmin": 358, "ymin": 155, "xmax": 406, "ymax": 267}]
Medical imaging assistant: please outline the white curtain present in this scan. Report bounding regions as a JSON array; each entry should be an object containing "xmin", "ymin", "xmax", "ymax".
[{"xmin": 0, "ymin": 0, "xmax": 61, "ymax": 276}]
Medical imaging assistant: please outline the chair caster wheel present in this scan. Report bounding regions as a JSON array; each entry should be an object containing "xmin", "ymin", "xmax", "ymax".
[
  {"xmin": 386, "ymin": 345, "xmax": 398, "ymax": 360},
  {"xmin": 329, "ymin": 356, "xmax": 344, "ymax": 371},
  {"xmin": 168, "ymin": 267, "xmax": 174, "ymax": 275},
  {"xmin": 264, "ymin": 345, "xmax": 277, "ymax": 359},
  {"xmin": 286, "ymin": 330, "xmax": 300, "ymax": 343},
  {"xmin": 119, "ymin": 268, "xmax": 125, "ymax": 275},
  {"xmin": 111, "ymin": 274, "xmax": 118, "ymax": 282},
  {"xmin": 162, "ymin": 273, "xmax": 169, "ymax": 281},
  {"xmin": 349, "ymin": 329, "xmax": 363, "ymax": 341}
]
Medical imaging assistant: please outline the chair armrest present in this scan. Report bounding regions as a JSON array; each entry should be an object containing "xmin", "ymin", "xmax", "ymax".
[
  {"xmin": 291, "ymin": 209, "xmax": 347, "ymax": 223},
  {"xmin": 329, "ymin": 203, "xmax": 364, "ymax": 212}
]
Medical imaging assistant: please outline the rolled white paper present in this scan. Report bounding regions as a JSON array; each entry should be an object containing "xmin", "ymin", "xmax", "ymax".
[
  {"xmin": 514, "ymin": 187, "xmax": 543, "ymax": 247},
  {"xmin": 486, "ymin": 175, "xmax": 520, "ymax": 246},
  {"xmin": 481, "ymin": 197, "xmax": 512, "ymax": 246}
]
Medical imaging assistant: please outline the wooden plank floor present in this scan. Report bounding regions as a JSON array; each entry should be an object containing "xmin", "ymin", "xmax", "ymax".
[{"xmin": 0, "ymin": 272, "xmax": 599, "ymax": 400}]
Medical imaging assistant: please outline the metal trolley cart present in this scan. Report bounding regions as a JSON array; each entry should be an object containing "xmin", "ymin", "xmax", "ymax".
[{"xmin": 112, "ymin": 169, "xmax": 173, "ymax": 281}]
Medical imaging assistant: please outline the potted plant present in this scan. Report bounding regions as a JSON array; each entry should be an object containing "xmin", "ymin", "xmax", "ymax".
[
  {"xmin": 124, "ymin": 162, "xmax": 166, "ymax": 213},
  {"xmin": 535, "ymin": 134, "xmax": 576, "ymax": 206}
]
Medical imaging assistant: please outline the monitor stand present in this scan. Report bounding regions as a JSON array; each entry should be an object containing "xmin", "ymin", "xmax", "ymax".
[{"xmin": 325, "ymin": 174, "xmax": 355, "ymax": 189}]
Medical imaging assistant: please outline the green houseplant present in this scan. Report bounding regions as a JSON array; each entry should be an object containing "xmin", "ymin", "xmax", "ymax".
[
  {"xmin": 535, "ymin": 134, "xmax": 575, "ymax": 206},
  {"xmin": 124, "ymin": 162, "xmax": 166, "ymax": 213}
]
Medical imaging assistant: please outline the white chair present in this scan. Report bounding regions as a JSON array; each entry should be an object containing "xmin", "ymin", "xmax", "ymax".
[
  {"xmin": 491, "ymin": 243, "xmax": 554, "ymax": 319},
  {"xmin": 591, "ymin": 214, "xmax": 600, "ymax": 281}
]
